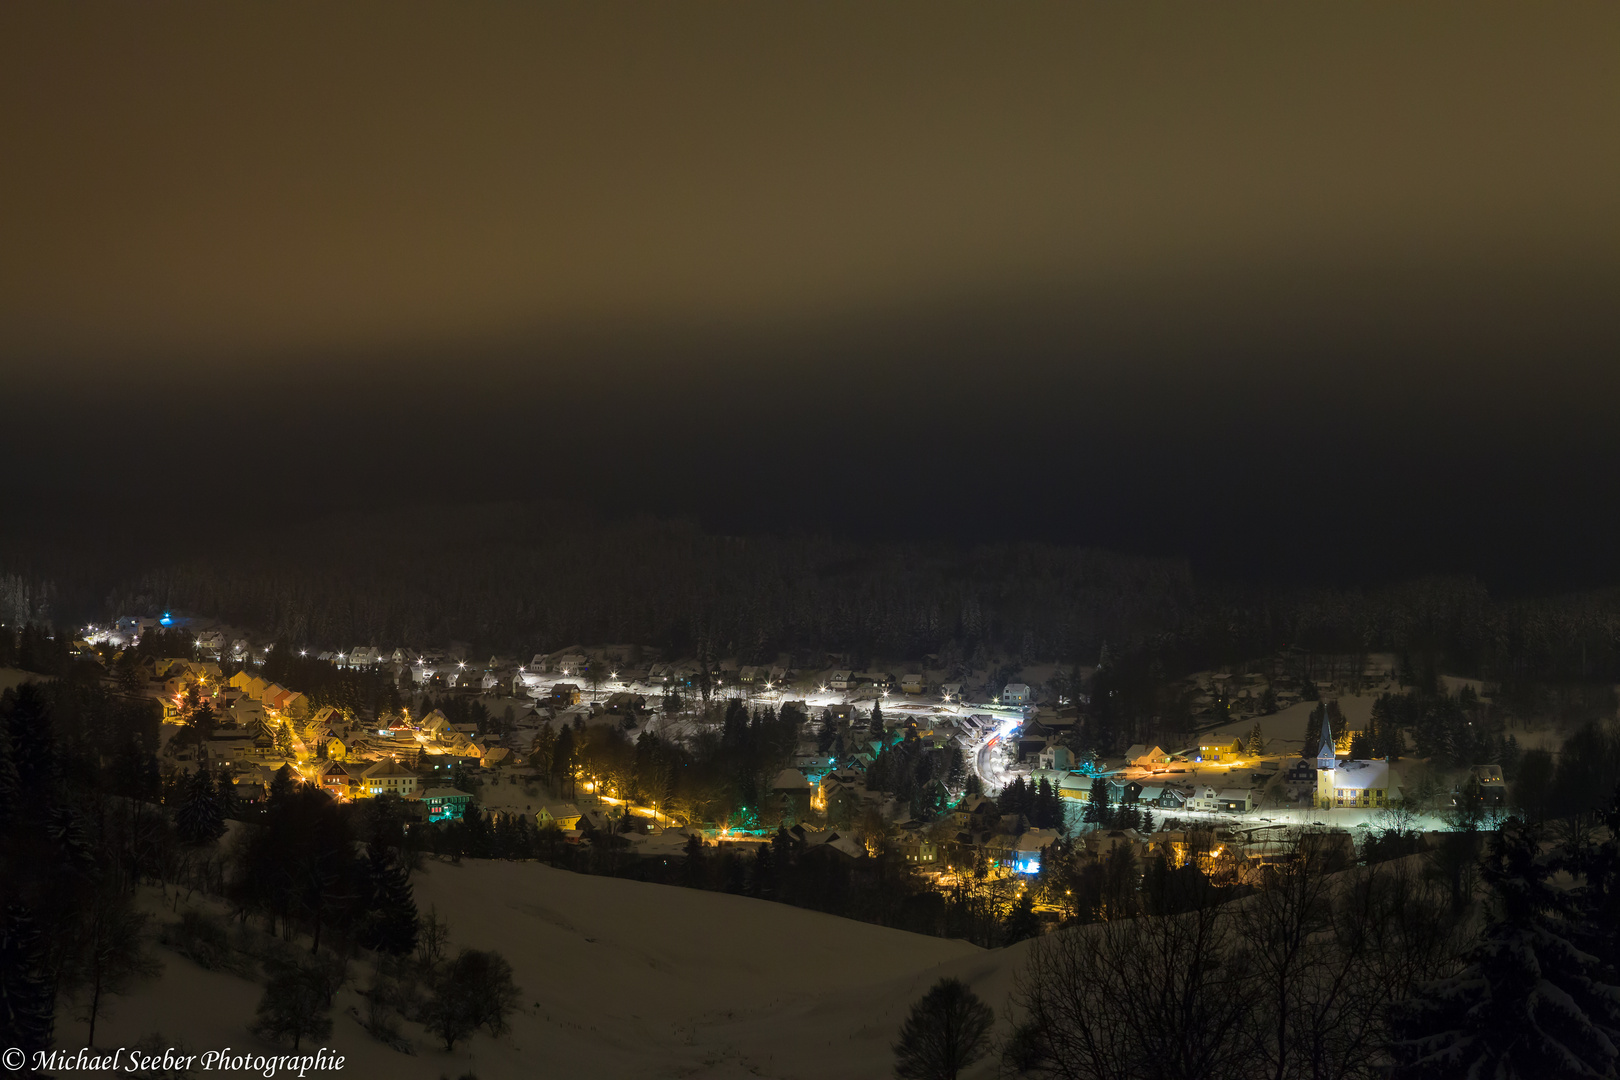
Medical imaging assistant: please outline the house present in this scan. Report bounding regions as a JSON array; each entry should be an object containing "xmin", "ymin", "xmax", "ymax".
[
  {"xmin": 829, "ymin": 670, "xmax": 855, "ymax": 691},
  {"xmin": 550, "ymin": 683, "xmax": 581, "ymax": 707},
  {"xmin": 1001, "ymin": 683, "xmax": 1032, "ymax": 707},
  {"xmin": 793, "ymin": 749, "xmax": 835, "ymax": 776},
  {"xmin": 1469, "ymin": 764, "xmax": 1509, "ymax": 806},
  {"xmin": 894, "ymin": 822, "xmax": 939, "ymax": 864},
  {"xmin": 1126, "ymin": 744, "xmax": 1171, "ymax": 769},
  {"xmin": 1317, "ymin": 759, "xmax": 1397, "ymax": 810},
  {"xmin": 952, "ymin": 796, "xmax": 1001, "ymax": 832},
  {"xmin": 1014, "ymin": 829, "xmax": 1062, "ymax": 874},
  {"xmin": 1057, "ymin": 773, "xmax": 1093, "ymax": 803},
  {"xmin": 771, "ymin": 768, "xmax": 814, "ymax": 819},
  {"xmin": 537, "ymin": 803, "xmax": 583, "ymax": 830},
  {"xmin": 1283, "ymin": 758, "xmax": 1317, "ymax": 785},
  {"xmin": 1198, "ymin": 738, "xmax": 1245, "ymax": 763},
  {"xmin": 358, "ymin": 759, "xmax": 418, "ymax": 798},
  {"xmin": 1037, "ymin": 744, "xmax": 1075, "ymax": 771},
  {"xmin": 940, "ymin": 682, "xmax": 964, "ymax": 702},
  {"xmin": 418, "ymin": 787, "xmax": 473, "ymax": 822},
  {"xmin": 1107, "ymin": 778, "xmax": 1144, "ymax": 805},
  {"xmin": 318, "ymin": 761, "xmax": 355, "ymax": 798},
  {"xmin": 901, "ymin": 673, "xmax": 926, "ymax": 695},
  {"xmin": 819, "ymin": 771, "xmax": 867, "ymax": 822}
]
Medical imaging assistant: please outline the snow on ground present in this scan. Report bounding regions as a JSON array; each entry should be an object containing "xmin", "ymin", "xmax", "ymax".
[
  {"xmin": 1201, "ymin": 694, "xmax": 1381, "ymax": 758},
  {"xmin": 86, "ymin": 860, "xmax": 1027, "ymax": 1080},
  {"xmin": 0, "ymin": 666, "xmax": 44, "ymax": 693}
]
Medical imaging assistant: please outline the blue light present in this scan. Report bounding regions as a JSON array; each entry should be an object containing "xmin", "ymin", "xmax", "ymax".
[{"xmin": 160, "ymin": 612, "xmax": 173, "ymax": 627}]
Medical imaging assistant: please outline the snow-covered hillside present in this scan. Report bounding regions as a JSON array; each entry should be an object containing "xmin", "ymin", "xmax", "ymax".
[{"xmin": 83, "ymin": 860, "xmax": 1030, "ymax": 1079}]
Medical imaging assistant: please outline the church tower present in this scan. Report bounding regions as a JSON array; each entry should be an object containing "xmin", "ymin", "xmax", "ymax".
[{"xmin": 1316, "ymin": 706, "xmax": 1337, "ymax": 772}]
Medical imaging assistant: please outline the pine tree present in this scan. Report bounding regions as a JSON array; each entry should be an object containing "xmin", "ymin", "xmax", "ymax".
[
  {"xmin": 0, "ymin": 903, "xmax": 54, "ymax": 1057},
  {"xmin": 998, "ymin": 776, "xmax": 1029, "ymax": 817},
  {"xmin": 215, "ymin": 770, "xmax": 243, "ymax": 820},
  {"xmin": 680, "ymin": 833, "xmax": 707, "ymax": 888},
  {"xmin": 175, "ymin": 765, "xmax": 226, "ymax": 844},
  {"xmin": 0, "ymin": 722, "xmax": 19, "ymax": 826},
  {"xmin": 1004, "ymin": 892, "xmax": 1040, "ymax": 945},
  {"xmin": 870, "ymin": 700, "xmax": 885, "ymax": 741},
  {"xmin": 749, "ymin": 842, "xmax": 775, "ymax": 900},
  {"xmin": 816, "ymin": 709, "xmax": 837, "ymax": 753},
  {"xmin": 1083, "ymin": 776, "xmax": 1111, "ymax": 825},
  {"xmin": 1246, "ymin": 722, "xmax": 1264, "ymax": 757},
  {"xmin": 1390, "ymin": 821, "xmax": 1620, "ymax": 1079},
  {"xmin": 355, "ymin": 845, "xmax": 419, "ymax": 955},
  {"xmin": 1139, "ymin": 808, "xmax": 1156, "ymax": 835},
  {"xmin": 268, "ymin": 763, "xmax": 296, "ymax": 803}
]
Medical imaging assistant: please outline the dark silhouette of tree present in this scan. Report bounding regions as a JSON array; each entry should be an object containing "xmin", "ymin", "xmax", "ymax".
[
  {"xmin": 892, "ymin": 977, "xmax": 995, "ymax": 1080},
  {"xmin": 63, "ymin": 885, "xmax": 161, "ymax": 1046},
  {"xmin": 1004, "ymin": 893, "xmax": 1040, "ymax": 945},
  {"xmin": 1390, "ymin": 821, "xmax": 1620, "ymax": 1079},
  {"xmin": 354, "ymin": 844, "xmax": 418, "ymax": 955},
  {"xmin": 424, "ymin": 949, "xmax": 519, "ymax": 1050},
  {"xmin": 252, "ymin": 966, "xmax": 331, "ymax": 1050},
  {"xmin": 175, "ymin": 765, "xmax": 226, "ymax": 844},
  {"xmin": 0, "ymin": 903, "xmax": 55, "ymax": 1057}
]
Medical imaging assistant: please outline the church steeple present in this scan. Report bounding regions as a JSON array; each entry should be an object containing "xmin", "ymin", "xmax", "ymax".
[{"xmin": 1316, "ymin": 705, "xmax": 1337, "ymax": 771}]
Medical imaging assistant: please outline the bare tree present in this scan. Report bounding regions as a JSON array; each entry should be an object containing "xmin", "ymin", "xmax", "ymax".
[
  {"xmin": 1008, "ymin": 904, "xmax": 1257, "ymax": 1080},
  {"xmin": 65, "ymin": 887, "xmax": 162, "ymax": 1046}
]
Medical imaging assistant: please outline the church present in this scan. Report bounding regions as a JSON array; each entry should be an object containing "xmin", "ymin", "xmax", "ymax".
[{"xmin": 1314, "ymin": 708, "xmax": 1399, "ymax": 810}]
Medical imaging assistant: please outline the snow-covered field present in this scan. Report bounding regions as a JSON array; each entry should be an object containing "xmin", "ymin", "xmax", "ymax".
[
  {"xmin": 0, "ymin": 666, "xmax": 44, "ymax": 693},
  {"xmin": 81, "ymin": 860, "xmax": 1029, "ymax": 1079}
]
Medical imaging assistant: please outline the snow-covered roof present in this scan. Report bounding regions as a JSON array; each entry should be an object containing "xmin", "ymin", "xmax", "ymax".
[
  {"xmin": 1016, "ymin": 829, "xmax": 1060, "ymax": 852},
  {"xmin": 772, "ymin": 768, "xmax": 811, "ymax": 791},
  {"xmin": 1330, "ymin": 759, "xmax": 1392, "ymax": 790}
]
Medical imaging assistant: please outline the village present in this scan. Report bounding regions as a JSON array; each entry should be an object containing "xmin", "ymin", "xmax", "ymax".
[{"xmin": 73, "ymin": 612, "xmax": 1526, "ymax": 927}]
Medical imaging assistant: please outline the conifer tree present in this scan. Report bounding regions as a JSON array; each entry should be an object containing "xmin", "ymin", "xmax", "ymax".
[
  {"xmin": 0, "ymin": 903, "xmax": 54, "ymax": 1057},
  {"xmin": 1083, "ymin": 777, "xmax": 1111, "ymax": 825},
  {"xmin": 870, "ymin": 700, "xmax": 885, "ymax": 741},
  {"xmin": 1004, "ymin": 892, "xmax": 1040, "ymax": 945},
  {"xmin": 1390, "ymin": 821, "xmax": 1620, "ymax": 1079},
  {"xmin": 355, "ymin": 844, "xmax": 419, "ymax": 955},
  {"xmin": 1139, "ymin": 808, "xmax": 1156, "ymax": 835},
  {"xmin": 817, "ymin": 709, "xmax": 837, "ymax": 753},
  {"xmin": 1246, "ymin": 722, "xmax": 1264, "ymax": 757},
  {"xmin": 0, "ymin": 723, "xmax": 20, "ymax": 826},
  {"xmin": 749, "ymin": 842, "xmax": 775, "ymax": 899},
  {"xmin": 680, "ymin": 833, "xmax": 706, "ymax": 888},
  {"xmin": 176, "ymin": 765, "xmax": 226, "ymax": 844}
]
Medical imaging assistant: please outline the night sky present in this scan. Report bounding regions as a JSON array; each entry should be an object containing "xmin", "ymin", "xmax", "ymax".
[{"xmin": 4, "ymin": 5, "xmax": 1619, "ymax": 588}]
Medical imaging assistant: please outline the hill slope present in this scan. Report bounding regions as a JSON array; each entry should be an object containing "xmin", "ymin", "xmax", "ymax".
[{"xmin": 86, "ymin": 859, "xmax": 1027, "ymax": 1079}]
